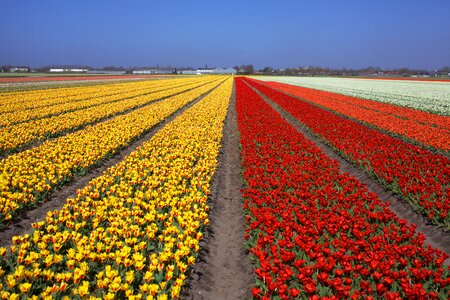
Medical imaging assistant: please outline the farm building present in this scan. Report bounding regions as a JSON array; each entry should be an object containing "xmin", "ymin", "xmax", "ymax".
[
  {"xmin": 49, "ymin": 68, "xmax": 89, "ymax": 72},
  {"xmin": 133, "ymin": 68, "xmax": 175, "ymax": 74},
  {"xmin": 180, "ymin": 67, "xmax": 236, "ymax": 75},
  {"xmin": 213, "ymin": 67, "xmax": 236, "ymax": 74},
  {"xmin": 9, "ymin": 66, "xmax": 30, "ymax": 72},
  {"xmin": 87, "ymin": 70, "xmax": 127, "ymax": 75}
]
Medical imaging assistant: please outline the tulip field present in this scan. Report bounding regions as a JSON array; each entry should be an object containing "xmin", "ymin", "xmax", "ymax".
[
  {"xmin": 0, "ymin": 75, "xmax": 449, "ymax": 298},
  {"xmin": 236, "ymin": 77, "xmax": 449, "ymax": 299},
  {"xmin": 254, "ymin": 76, "xmax": 450, "ymax": 115}
]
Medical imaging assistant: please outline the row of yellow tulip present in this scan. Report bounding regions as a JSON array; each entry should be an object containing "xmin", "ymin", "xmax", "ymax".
[
  {"xmin": 0, "ymin": 77, "xmax": 219, "ymax": 156},
  {"xmin": 0, "ymin": 78, "xmax": 174, "ymax": 113},
  {"xmin": 0, "ymin": 78, "xmax": 200, "ymax": 127},
  {"xmin": 0, "ymin": 80, "xmax": 150, "ymax": 113},
  {"xmin": 0, "ymin": 77, "xmax": 225, "ymax": 224},
  {"xmin": 0, "ymin": 76, "xmax": 233, "ymax": 299}
]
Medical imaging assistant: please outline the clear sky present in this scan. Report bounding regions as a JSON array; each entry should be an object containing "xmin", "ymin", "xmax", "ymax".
[{"xmin": 1, "ymin": 0, "xmax": 449, "ymax": 70}]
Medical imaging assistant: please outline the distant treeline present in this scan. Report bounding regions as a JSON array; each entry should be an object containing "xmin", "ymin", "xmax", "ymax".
[
  {"xmin": 235, "ymin": 65, "xmax": 450, "ymax": 77},
  {"xmin": 2, "ymin": 64, "xmax": 450, "ymax": 77}
]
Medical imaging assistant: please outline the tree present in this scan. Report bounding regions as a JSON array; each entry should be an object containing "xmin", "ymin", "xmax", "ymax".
[
  {"xmin": 284, "ymin": 68, "xmax": 293, "ymax": 76},
  {"xmin": 243, "ymin": 64, "xmax": 254, "ymax": 75},
  {"xmin": 101, "ymin": 66, "xmax": 126, "ymax": 71},
  {"xmin": 262, "ymin": 66, "xmax": 273, "ymax": 74},
  {"xmin": 399, "ymin": 68, "xmax": 411, "ymax": 76}
]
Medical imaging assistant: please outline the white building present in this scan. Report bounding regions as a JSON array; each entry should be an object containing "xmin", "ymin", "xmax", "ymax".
[
  {"xmin": 9, "ymin": 67, "xmax": 30, "ymax": 72},
  {"xmin": 49, "ymin": 68, "xmax": 89, "ymax": 72},
  {"xmin": 87, "ymin": 70, "xmax": 126, "ymax": 75},
  {"xmin": 196, "ymin": 68, "xmax": 215, "ymax": 74},
  {"xmin": 181, "ymin": 67, "xmax": 236, "ymax": 75},
  {"xmin": 132, "ymin": 68, "xmax": 174, "ymax": 74},
  {"xmin": 180, "ymin": 70, "xmax": 197, "ymax": 75},
  {"xmin": 212, "ymin": 68, "xmax": 236, "ymax": 75}
]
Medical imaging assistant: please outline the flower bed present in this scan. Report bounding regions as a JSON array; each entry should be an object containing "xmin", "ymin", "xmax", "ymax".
[
  {"xmin": 236, "ymin": 77, "xmax": 449, "ymax": 299},
  {"xmin": 244, "ymin": 78, "xmax": 450, "ymax": 229}
]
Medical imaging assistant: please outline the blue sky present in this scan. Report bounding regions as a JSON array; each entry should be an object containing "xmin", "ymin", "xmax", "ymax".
[{"xmin": 1, "ymin": 0, "xmax": 449, "ymax": 69}]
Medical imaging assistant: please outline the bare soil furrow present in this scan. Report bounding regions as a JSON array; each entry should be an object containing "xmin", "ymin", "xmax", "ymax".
[{"xmin": 184, "ymin": 82, "xmax": 254, "ymax": 300}]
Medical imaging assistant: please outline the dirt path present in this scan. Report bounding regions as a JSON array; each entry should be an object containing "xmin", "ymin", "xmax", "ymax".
[
  {"xmin": 0, "ymin": 83, "xmax": 223, "ymax": 248},
  {"xmin": 245, "ymin": 81, "xmax": 450, "ymax": 265},
  {"xmin": 183, "ymin": 82, "xmax": 253, "ymax": 299}
]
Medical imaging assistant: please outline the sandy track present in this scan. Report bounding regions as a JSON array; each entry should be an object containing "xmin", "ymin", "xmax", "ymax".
[{"xmin": 183, "ymin": 82, "xmax": 254, "ymax": 299}]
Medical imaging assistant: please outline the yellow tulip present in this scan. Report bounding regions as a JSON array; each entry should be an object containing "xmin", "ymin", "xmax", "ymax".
[
  {"xmin": 6, "ymin": 275, "xmax": 16, "ymax": 288},
  {"xmin": 78, "ymin": 281, "xmax": 90, "ymax": 297},
  {"xmin": 19, "ymin": 282, "xmax": 32, "ymax": 293}
]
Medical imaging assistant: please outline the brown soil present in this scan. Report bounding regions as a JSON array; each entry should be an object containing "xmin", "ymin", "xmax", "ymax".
[
  {"xmin": 246, "ymin": 81, "xmax": 450, "ymax": 266},
  {"xmin": 183, "ymin": 82, "xmax": 254, "ymax": 299},
  {"xmin": 0, "ymin": 84, "xmax": 221, "ymax": 248}
]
